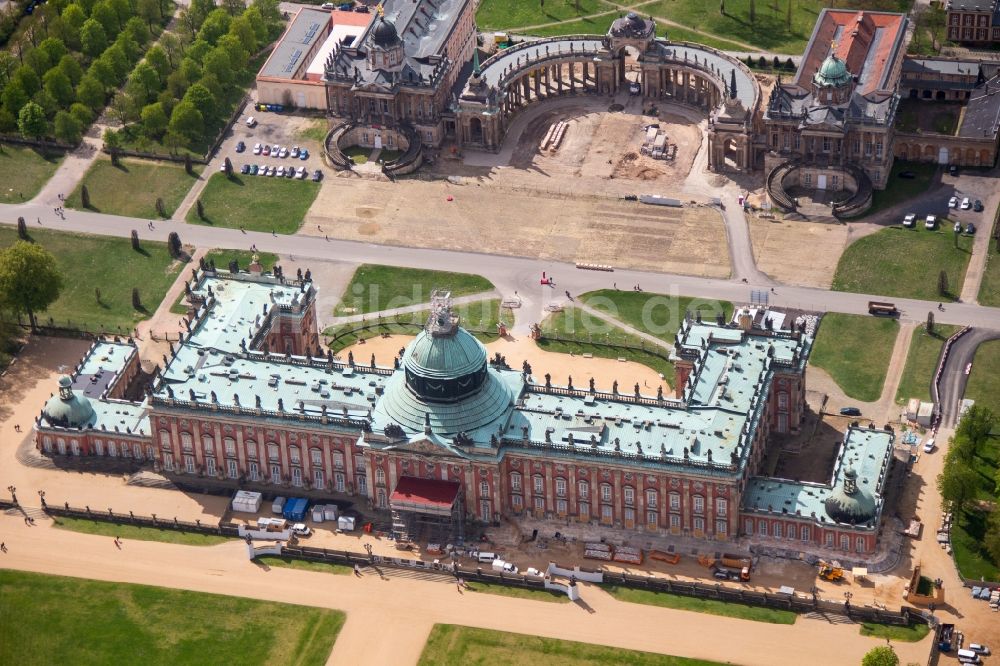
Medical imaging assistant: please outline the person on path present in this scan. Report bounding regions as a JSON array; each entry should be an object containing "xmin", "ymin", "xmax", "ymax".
[
  {"xmin": 354, "ymin": 563, "xmax": 361, "ymax": 577},
  {"xmin": 1, "ymin": 542, "xmax": 6, "ymax": 552}
]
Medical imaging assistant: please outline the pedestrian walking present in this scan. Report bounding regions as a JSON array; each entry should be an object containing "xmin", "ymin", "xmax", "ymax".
[
  {"xmin": 13, "ymin": 424, "xmax": 19, "ymax": 432},
  {"xmin": 37, "ymin": 217, "xmax": 41, "ymax": 224},
  {"xmin": 354, "ymin": 563, "xmax": 361, "ymax": 577},
  {"xmin": 24, "ymin": 517, "xmax": 29, "ymax": 525},
  {"xmin": 1, "ymin": 542, "xmax": 6, "ymax": 553}
]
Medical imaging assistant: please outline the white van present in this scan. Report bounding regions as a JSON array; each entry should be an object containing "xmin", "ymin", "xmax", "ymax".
[
  {"xmin": 477, "ymin": 551, "xmax": 497, "ymax": 563},
  {"xmin": 957, "ymin": 648, "xmax": 980, "ymax": 664}
]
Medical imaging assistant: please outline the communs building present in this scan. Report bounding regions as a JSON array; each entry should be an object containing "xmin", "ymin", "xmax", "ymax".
[{"xmin": 33, "ymin": 269, "xmax": 896, "ymax": 560}]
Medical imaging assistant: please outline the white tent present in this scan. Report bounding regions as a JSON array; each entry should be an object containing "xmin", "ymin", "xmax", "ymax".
[{"xmin": 231, "ymin": 490, "xmax": 262, "ymax": 514}]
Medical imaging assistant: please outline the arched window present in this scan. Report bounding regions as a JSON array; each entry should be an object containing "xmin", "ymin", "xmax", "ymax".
[
  {"xmin": 555, "ymin": 477, "xmax": 567, "ymax": 497},
  {"xmin": 201, "ymin": 434, "xmax": 214, "ymax": 456},
  {"xmin": 244, "ymin": 439, "xmax": 257, "ymax": 458},
  {"xmin": 159, "ymin": 430, "xmax": 171, "ymax": 449},
  {"xmin": 267, "ymin": 443, "xmax": 279, "ymax": 461},
  {"xmin": 288, "ymin": 446, "xmax": 300, "ymax": 464},
  {"xmin": 600, "ymin": 483, "xmax": 612, "ymax": 502},
  {"xmin": 180, "ymin": 432, "xmax": 193, "ymax": 451},
  {"xmin": 532, "ymin": 474, "xmax": 544, "ymax": 494},
  {"xmin": 623, "ymin": 486, "xmax": 635, "ymax": 506},
  {"xmin": 375, "ymin": 467, "xmax": 385, "ymax": 485},
  {"xmin": 333, "ymin": 450, "xmax": 345, "ymax": 469},
  {"xmin": 645, "ymin": 489, "xmax": 657, "ymax": 506},
  {"xmin": 223, "ymin": 437, "xmax": 236, "ymax": 456},
  {"xmin": 310, "ymin": 448, "xmax": 322, "ymax": 466},
  {"xmin": 480, "ymin": 480, "xmax": 490, "ymax": 498}
]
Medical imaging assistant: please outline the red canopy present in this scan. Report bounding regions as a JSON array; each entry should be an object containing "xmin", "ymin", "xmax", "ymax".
[{"xmin": 390, "ymin": 476, "xmax": 461, "ymax": 512}]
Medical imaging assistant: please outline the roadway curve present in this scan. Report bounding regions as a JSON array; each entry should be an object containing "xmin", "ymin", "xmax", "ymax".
[{"xmin": 936, "ymin": 327, "xmax": 1000, "ymax": 427}]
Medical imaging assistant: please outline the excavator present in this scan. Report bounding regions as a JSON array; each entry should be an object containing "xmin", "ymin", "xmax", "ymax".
[{"xmin": 818, "ymin": 561, "xmax": 844, "ymax": 582}]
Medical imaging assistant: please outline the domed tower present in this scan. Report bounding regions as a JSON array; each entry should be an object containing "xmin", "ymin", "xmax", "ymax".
[
  {"xmin": 824, "ymin": 466, "xmax": 876, "ymax": 525},
  {"xmin": 42, "ymin": 375, "xmax": 95, "ymax": 429},
  {"xmin": 812, "ymin": 51, "xmax": 853, "ymax": 105},
  {"xmin": 375, "ymin": 290, "xmax": 514, "ymax": 437},
  {"xmin": 367, "ymin": 11, "xmax": 404, "ymax": 73}
]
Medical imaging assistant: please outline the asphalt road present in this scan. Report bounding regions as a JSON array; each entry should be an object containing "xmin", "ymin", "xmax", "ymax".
[{"xmin": 937, "ymin": 327, "xmax": 1000, "ymax": 426}]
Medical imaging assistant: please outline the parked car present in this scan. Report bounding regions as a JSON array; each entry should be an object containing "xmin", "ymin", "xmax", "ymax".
[
  {"xmin": 236, "ymin": 140, "xmax": 246, "ymax": 153},
  {"xmin": 924, "ymin": 438, "xmax": 936, "ymax": 453},
  {"xmin": 252, "ymin": 142, "xmax": 262, "ymax": 155},
  {"xmin": 902, "ymin": 213, "xmax": 916, "ymax": 228},
  {"xmin": 285, "ymin": 167, "xmax": 294, "ymax": 178},
  {"xmin": 969, "ymin": 644, "xmax": 991, "ymax": 656},
  {"xmin": 321, "ymin": 1, "xmax": 335, "ymax": 7},
  {"xmin": 290, "ymin": 146, "xmax": 300, "ymax": 158},
  {"xmin": 276, "ymin": 166, "xmax": 285, "ymax": 177},
  {"xmin": 897, "ymin": 170, "xmax": 916, "ymax": 179},
  {"xmin": 272, "ymin": 144, "xmax": 280, "ymax": 155},
  {"xmin": 279, "ymin": 147, "xmax": 289, "ymax": 158},
  {"xmin": 949, "ymin": 164, "xmax": 958, "ymax": 176},
  {"xmin": 973, "ymin": 199, "xmax": 984, "ymax": 212},
  {"xmin": 311, "ymin": 169, "xmax": 323, "ymax": 182},
  {"xmin": 245, "ymin": 116, "xmax": 257, "ymax": 127},
  {"xmin": 954, "ymin": 221, "xmax": 963, "ymax": 234},
  {"xmin": 300, "ymin": 149, "xmax": 310, "ymax": 160},
  {"xmin": 966, "ymin": 223, "xmax": 976, "ymax": 235},
  {"xmin": 218, "ymin": 162, "xmax": 227, "ymax": 172},
  {"xmin": 291, "ymin": 523, "xmax": 312, "ymax": 537},
  {"xmin": 354, "ymin": 4, "xmax": 369, "ymax": 11},
  {"xmin": 961, "ymin": 197, "xmax": 971, "ymax": 210},
  {"xmin": 262, "ymin": 145, "xmax": 271, "ymax": 156},
  {"xmin": 296, "ymin": 166, "xmax": 307, "ymax": 179},
  {"xmin": 949, "ymin": 196, "xmax": 959, "ymax": 208},
  {"xmin": 240, "ymin": 164, "xmax": 250, "ymax": 174},
  {"xmin": 839, "ymin": 406, "xmax": 862, "ymax": 416},
  {"xmin": 925, "ymin": 214, "xmax": 937, "ymax": 230},
  {"xmin": 251, "ymin": 164, "xmax": 259, "ymax": 175},
  {"xmin": 338, "ymin": 1, "xmax": 353, "ymax": 9}
]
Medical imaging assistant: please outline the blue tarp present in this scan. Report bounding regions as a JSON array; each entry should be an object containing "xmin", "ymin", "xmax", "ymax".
[{"xmin": 282, "ymin": 497, "xmax": 308, "ymax": 521}]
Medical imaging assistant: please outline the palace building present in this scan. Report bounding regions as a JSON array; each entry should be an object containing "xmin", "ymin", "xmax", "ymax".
[{"xmin": 34, "ymin": 268, "xmax": 896, "ymax": 558}]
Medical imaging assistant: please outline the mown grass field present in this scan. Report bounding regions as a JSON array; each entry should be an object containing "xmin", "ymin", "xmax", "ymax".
[
  {"xmin": 859, "ymin": 621, "xmax": 931, "ymax": 642},
  {"xmin": 333, "ymin": 264, "xmax": 495, "ymax": 315},
  {"xmin": 52, "ymin": 516, "xmax": 232, "ymax": 546},
  {"xmin": 417, "ymin": 624, "xmax": 728, "ymax": 665},
  {"xmin": 602, "ymin": 585, "xmax": 797, "ymax": 624},
  {"xmin": 187, "ymin": 173, "xmax": 320, "ymax": 234},
  {"xmin": 0, "ymin": 227, "xmax": 183, "ymax": 332},
  {"xmin": 0, "ymin": 570, "xmax": 345, "ymax": 666},
  {"xmin": 0, "ymin": 146, "xmax": 63, "ymax": 203},
  {"xmin": 895, "ymin": 324, "xmax": 960, "ymax": 403},
  {"xmin": 66, "ymin": 158, "xmax": 202, "ymax": 219},
  {"xmin": 581, "ymin": 289, "xmax": 732, "ymax": 345},
  {"xmin": 810, "ymin": 313, "xmax": 898, "ymax": 402}
]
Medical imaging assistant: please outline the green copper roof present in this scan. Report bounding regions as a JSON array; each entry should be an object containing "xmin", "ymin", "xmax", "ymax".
[
  {"xmin": 813, "ymin": 54, "xmax": 851, "ymax": 88},
  {"xmin": 403, "ymin": 327, "xmax": 487, "ymax": 380},
  {"xmin": 43, "ymin": 375, "xmax": 96, "ymax": 428}
]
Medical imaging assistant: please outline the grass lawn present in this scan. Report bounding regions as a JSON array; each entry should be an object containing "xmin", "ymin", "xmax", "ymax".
[
  {"xmin": 966, "ymin": 339, "xmax": 1000, "ymax": 416},
  {"xmin": 52, "ymin": 516, "xmax": 232, "ymax": 546},
  {"xmin": 866, "ymin": 162, "xmax": 938, "ymax": 218},
  {"xmin": 0, "ymin": 227, "xmax": 183, "ymax": 332},
  {"xmin": 0, "ymin": 321, "xmax": 23, "ymax": 373},
  {"xmin": 978, "ymin": 206, "xmax": 1000, "ymax": 306},
  {"xmin": 859, "ymin": 622, "xmax": 931, "ymax": 642},
  {"xmin": 476, "ymin": 0, "xmax": 606, "ymax": 31},
  {"xmin": 602, "ymin": 585, "xmax": 797, "ymax": 624},
  {"xmin": 325, "ymin": 299, "xmax": 511, "ymax": 353},
  {"xmin": 418, "ymin": 624, "xmax": 727, "ymax": 666},
  {"xmin": 66, "ymin": 158, "xmax": 202, "ymax": 219},
  {"xmin": 254, "ymin": 555, "xmax": 352, "ymax": 575},
  {"xmin": 334, "ymin": 264, "xmax": 494, "ymax": 315},
  {"xmin": 530, "ymin": 14, "xmax": 617, "ymax": 37},
  {"xmin": 832, "ymin": 226, "xmax": 973, "ymax": 302},
  {"xmin": 539, "ymin": 306, "xmax": 673, "ymax": 379},
  {"xmin": 170, "ymin": 250, "xmax": 279, "ymax": 314},
  {"xmin": 953, "ymin": 499, "xmax": 1000, "ymax": 581},
  {"xmin": 464, "ymin": 580, "xmax": 570, "ymax": 603},
  {"xmin": 295, "ymin": 119, "xmax": 330, "ymax": 144},
  {"xmin": 187, "ymin": 173, "xmax": 320, "ymax": 234},
  {"xmin": 811, "ymin": 313, "xmax": 898, "ymax": 402},
  {"xmin": 0, "ymin": 145, "xmax": 63, "ymax": 202},
  {"xmin": 657, "ymin": 25, "xmax": 748, "ymax": 52},
  {"xmin": 895, "ymin": 324, "xmax": 960, "ymax": 403},
  {"xmin": 581, "ymin": 289, "xmax": 732, "ymax": 345},
  {"xmin": 0, "ymin": 569, "xmax": 344, "ymax": 666}
]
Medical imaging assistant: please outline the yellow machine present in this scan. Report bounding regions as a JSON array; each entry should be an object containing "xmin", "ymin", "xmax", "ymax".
[{"xmin": 818, "ymin": 562, "xmax": 844, "ymax": 581}]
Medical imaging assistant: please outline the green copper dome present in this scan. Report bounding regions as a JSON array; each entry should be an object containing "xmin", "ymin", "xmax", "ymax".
[
  {"xmin": 813, "ymin": 54, "xmax": 851, "ymax": 88},
  {"xmin": 43, "ymin": 375, "xmax": 95, "ymax": 429},
  {"xmin": 824, "ymin": 466, "xmax": 876, "ymax": 525},
  {"xmin": 404, "ymin": 326, "xmax": 488, "ymax": 382}
]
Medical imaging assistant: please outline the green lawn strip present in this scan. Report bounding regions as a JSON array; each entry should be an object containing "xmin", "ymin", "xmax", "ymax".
[
  {"xmin": 171, "ymin": 249, "xmax": 279, "ymax": 314},
  {"xmin": 0, "ymin": 227, "xmax": 184, "ymax": 331},
  {"xmin": 325, "ymin": 299, "xmax": 511, "ymax": 354},
  {"xmin": 865, "ymin": 162, "xmax": 938, "ymax": 218},
  {"xmin": 581, "ymin": 289, "xmax": 733, "ymax": 345},
  {"xmin": 187, "ymin": 173, "xmax": 319, "ymax": 234},
  {"xmin": 476, "ymin": 0, "xmax": 607, "ymax": 32},
  {"xmin": 539, "ymin": 306, "xmax": 673, "ymax": 379},
  {"xmin": 529, "ymin": 14, "xmax": 618, "ymax": 37},
  {"xmin": 0, "ymin": 569, "xmax": 344, "ymax": 666},
  {"xmin": 966, "ymin": 339, "xmax": 1000, "ymax": 417},
  {"xmin": 418, "ymin": 624, "xmax": 727, "ymax": 665},
  {"xmin": 341, "ymin": 145, "xmax": 370, "ymax": 164},
  {"xmin": 894, "ymin": 324, "xmax": 961, "ymax": 403},
  {"xmin": 65, "ymin": 158, "xmax": 203, "ymax": 219},
  {"xmin": 656, "ymin": 26, "xmax": 749, "ymax": 52},
  {"xmin": 859, "ymin": 621, "xmax": 931, "ymax": 642},
  {"xmin": 255, "ymin": 555, "xmax": 352, "ymax": 575},
  {"xmin": 51, "ymin": 516, "xmax": 231, "ymax": 546},
  {"xmin": 602, "ymin": 584, "xmax": 797, "ymax": 624},
  {"xmin": 334, "ymin": 264, "xmax": 495, "ymax": 315},
  {"xmin": 952, "ymin": 495, "xmax": 1000, "ymax": 581},
  {"xmin": 978, "ymin": 205, "xmax": 1000, "ymax": 306},
  {"xmin": 296, "ymin": 119, "xmax": 331, "ymax": 144},
  {"xmin": 0, "ymin": 146, "xmax": 63, "ymax": 203},
  {"xmin": 811, "ymin": 313, "xmax": 898, "ymax": 402},
  {"xmin": 832, "ymin": 226, "xmax": 973, "ymax": 302},
  {"xmin": 464, "ymin": 580, "xmax": 570, "ymax": 603}
]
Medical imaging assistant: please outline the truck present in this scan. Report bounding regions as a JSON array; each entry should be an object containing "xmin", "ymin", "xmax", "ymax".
[
  {"xmin": 937, "ymin": 623, "xmax": 955, "ymax": 652},
  {"xmin": 282, "ymin": 497, "xmax": 309, "ymax": 522},
  {"xmin": 868, "ymin": 301, "xmax": 899, "ymax": 317}
]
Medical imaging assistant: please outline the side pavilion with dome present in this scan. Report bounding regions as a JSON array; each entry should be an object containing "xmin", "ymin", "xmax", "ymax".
[{"xmin": 33, "ymin": 269, "xmax": 896, "ymax": 561}]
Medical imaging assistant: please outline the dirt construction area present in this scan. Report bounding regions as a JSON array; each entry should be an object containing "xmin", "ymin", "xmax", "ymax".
[{"xmin": 748, "ymin": 213, "xmax": 850, "ymax": 288}]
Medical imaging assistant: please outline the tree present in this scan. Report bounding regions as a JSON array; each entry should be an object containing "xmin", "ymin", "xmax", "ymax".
[
  {"xmin": 81, "ymin": 184, "xmax": 91, "ymax": 208},
  {"xmin": 199, "ymin": 9, "xmax": 232, "ymax": 44},
  {"xmin": 69, "ymin": 102, "xmax": 94, "ymax": 127},
  {"xmin": 955, "ymin": 404, "xmax": 996, "ymax": 453},
  {"xmin": 43, "ymin": 69, "xmax": 75, "ymax": 107},
  {"xmin": 937, "ymin": 460, "xmax": 978, "ymax": 512},
  {"xmin": 131, "ymin": 287, "xmax": 141, "ymax": 310},
  {"xmin": 101, "ymin": 43, "xmax": 130, "ymax": 81},
  {"xmin": 184, "ymin": 152, "xmax": 193, "ymax": 174},
  {"xmin": 985, "ymin": 510, "xmax": 1000, "ymax": 562},
  {"xmin": 938, "ymin": 269, "xmax": 948, "ymax": 297},
  {"xmin": 62, "ymin": 3, "xmax": 87, "ymax": 47},
  {"xmin": 17, "ymin": 217, "xmax": 27, "ymax": 240},
  {"xmin": 75, "ymin": 75, "xmax": 105, "ymax": 111},
  {"xmin": 58, "ymin": 54, "xmax": 83, "ymax": 86},
  {"xmin": 786, "ymin": 0, "xmax": 792, "ymax": 30},
  {"xmin": 749, "ymin": 0, "xmax": 756, "ymax": 23},
  {"xmin": 155, "ymin": 197, "xmax": 166, "ymax": 217},
  {"xmin": 91, "ymin": 2, "xmax": 120, "ymax": 38},
  {"xmin": 13, "ymin": 65, "xmax": 41, "ymax": 97},
  {"xmin": 138, "ymin": 0, "xmax": 162, "ymax": 29},
  {"xmin": 926, "ymin": 310, "xmax": 934, "ymax": 334},
  {"xmin": 80, "ymin": 19, "xmax": 108, "ymax": 58},
  {"xmin": 145, "ymin": 45, "xmax": 170, "ymax": 79},
  {"xmin": 38, "ymin": 37, "xmax": 69, "ymax": 66},
  {"xmin": 1, "ymin": 81, "xmax": 30, "ymax": 117},
  {"xmin": 141, "ymin": 102, "xmax": 168, "ymax": 137},
  {"xmin": 125, "ymin": 17, "xmax": 151, "ymax": 47},
  {"xmin": 129, "ymin": 62, "xmax": 160, "ymax": 104},
  {"xmin": 131, "ymin": 229, "xmax": 140, "ymax": 251},
  {"xmin": 168, "ymin": 100, "xmax": 203, "ymax": 144},
  {"xmin": 167, "ymin": 231, "xmax": 181, "ymax": 258},
  {"xmin": 223, "ymin": 156, "xmax": 232, "ymax": 178},
  {"xmin": 0, "ymin": 241, "xmax": 64, "ymax": 331},
  {"xmin": 53, "ymin": 110, "xmax": 83, "ymax": 144},
  {"xmin": 17, "ymin": 102, "xmax": 47, "ymax": 140},
  {"xmin": 202, "ymin": 48, "xmax": 232, "ymax": 86},
  {"xmin": 94, "ymin": 287, "xmax": 102, "ymax": 303},
  {"xmin": 862, "ymin": 646, "xmax": 899, "ymax": 666},
  {"xmin": 103, "ymin": 127, "xmax": 122, "ymax": 165},
  {"xmin": 196, "ymin": 198, "xmax": 205, "ymax": 219}
]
